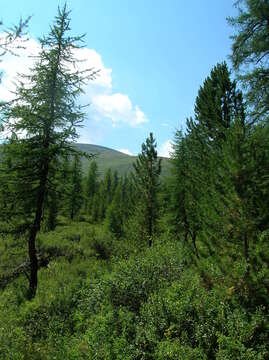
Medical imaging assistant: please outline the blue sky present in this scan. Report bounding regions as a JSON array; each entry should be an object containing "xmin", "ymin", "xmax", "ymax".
[{"xmin": 1, "ymin": 0, "xmax": 237, "ymax": 156}]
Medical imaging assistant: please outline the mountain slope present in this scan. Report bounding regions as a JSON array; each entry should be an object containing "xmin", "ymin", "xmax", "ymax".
[
  {"xmin": 0, "ymin": 142, "xmax": 170, "ymax": 177},
  {"xmin": 74, "ymin": 143, "xmax": 171, "ymax": 177}
]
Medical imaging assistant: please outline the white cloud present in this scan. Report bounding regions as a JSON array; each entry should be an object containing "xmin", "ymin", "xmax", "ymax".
[
  {"xmin": 92, "ymin": 93, "xmax": 147, "ymax": 127},
  {"xmin": 0, "ymin": 36, "xmax": 41, "ymax": 101},
  {"xmin": 74, "ymin": 47, "xmax": 112, "ymax": 90},
  {"xmin": 118, "ymin": 148, "xmax": 133, "ymax": 156},
  {"xmin": 0, "ymin": 34, "xmax": 148, "ymax": 136},
  {"xmin": 159, "ymin": 139, "xmax": 173, "ymax": 158}
]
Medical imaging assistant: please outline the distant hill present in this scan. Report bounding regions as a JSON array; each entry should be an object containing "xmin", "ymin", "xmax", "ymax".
[
  {"xmin": 74, "ymin": 143, "xmax": 171, "ymax": 177},
  {"xmin": 0, "ymin": 142, "xmax": 171, "ymax": 177}
]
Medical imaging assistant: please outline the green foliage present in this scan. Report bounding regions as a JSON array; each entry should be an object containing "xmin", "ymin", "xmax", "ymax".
[
  {"xmin": 108, "ymin": 242, "xmax": 184, "ymax": 312},
  {"xmin": 84, "ymin": 160, "xmax": 98, "ymax": 213},
  {"xmin": 0, "ymin": 16, "xmax": 30, "ymax": 86},
  {"xmin": 106, "ymin": 193, "xmax": 123, "ymax": 237},
  {"xmin": 0, "ymin": 2, "xmax": 269, "ymax": 358},
  {"xmin": 0, "ymin": 4, "xmax": 97, "ymax": 296},
  {"xmin": 74, "ymin": 143, "xmax": 171, "ymax": 178},
  {"xmin": 132, "ymin": 132, "xmax": 162, "ymax": 246},
  {"xmin": 0, "ymin": 220, "xmax": 268, "ymax": 359},
  {"xmin": 194, "ymin": 61, "xmax": 244, "ymax": 142},
  {"xmin": 228, "ymin": 0, "xmax": 269, "ymax": 121},
  {"xmin": 105, "ymin": 176, "xmax": 134, "ymax": 238},
  {"xmin": 45, "ymin": 188, "xmax": 58, "ymax": 231},
  {"xmin": 68, "ymin": 155, "xmax": 83, "ymax": 220},
  {"xmin": 169, "ymin": 63, "xmax": 246, "ymax": 259}
]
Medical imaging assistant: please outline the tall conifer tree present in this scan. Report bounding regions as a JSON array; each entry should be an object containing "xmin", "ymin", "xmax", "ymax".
[
  {"xmin": 228, "ymin": 0, "xmax": 269, "ymax": 121},
  {"xmin": 133, "ymin": 133, "xmax": 161, "ymax": 247},
  {"xmin": 0, "ymin": 5, "xmax": 96, "ymax": 296}
]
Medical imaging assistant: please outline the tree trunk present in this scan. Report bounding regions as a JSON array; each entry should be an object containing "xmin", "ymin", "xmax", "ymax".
[
  {"xmin": 27, "ymin": 23, "xmax": 61, "ymax": 295},
  {"xmin": 28, "ymin": 226, "xmax": 38, "ymax": 297},
  {"xmin": 184, "ymin": 226, "xmax": 188, "ymax": 246},
  {"xmin": 244, "ymin": 232, "xmax": 249, "ymax": 262},
  {"xmin": 71, "ymin": 202, "xmax": 74, "ymax": 220},
  {"xmin": 148, "ymin": 204, "xmax": 153, "ymax": 247},
  {"xmin": 148, "ymin": 158, "xmax": 153, "ymax": 247},
  {"xmin": 183, "ymin": 206, "xmax": 189, "ymax": 246},
  {"xmin": 191, "ymin": 231, "xmax": 199, "ymax": 259},
  {"xmin": 28, "ymin": 162, "xmax": 48, "ymax": 298}
]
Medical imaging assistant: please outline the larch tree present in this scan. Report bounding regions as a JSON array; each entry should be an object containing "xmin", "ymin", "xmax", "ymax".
[
  {"xmin": 0, "ymin": 4, "xmax": 96, "ymax": 297},
  {"xmin": 106, "ymin": 181, "xmax": 124, "ymax": 238},
  {"xmin": 228, "ymin": 0, "xmax": 269, "ymax": 121},
  {"xmin": 69, "ymin": 155, "xmax": 83, "ymax": 220},
  {"xmin": 133, "ymin": 132, "xmax": 161, "ymax": 247},
  {"xmin": 0, "ymin": 16, "xmax": 30, "ymax": 85},
  {"xmin": 228, "ymin": 1, "xmax": 269, "ymax": 258},
  {"xmin": 98, "ymin": 168, "xmax": 113, "ymax": 221},
  {"xmin": 85, "ymin": 160, "xmax": 98, "ymax": 213}
]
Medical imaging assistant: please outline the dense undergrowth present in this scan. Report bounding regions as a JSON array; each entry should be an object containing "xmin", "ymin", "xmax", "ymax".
[
  {"xmin": 0, "ymin": 220, "xmax": 268, "ymax": 359},
  {"xmin": 0, "ymin": 1, "xmax": 269, "ymax": 359}
]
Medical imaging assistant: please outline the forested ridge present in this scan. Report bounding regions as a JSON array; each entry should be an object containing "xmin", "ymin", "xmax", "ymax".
[{"xmin": 0, "ymin": 1, "xmax": 268, "ymax": 359}]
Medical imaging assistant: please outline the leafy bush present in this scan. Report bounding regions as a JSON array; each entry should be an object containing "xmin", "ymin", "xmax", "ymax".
[{"xmin": 0, "ymin": 222, "xmax": 268, "ymax": 359}]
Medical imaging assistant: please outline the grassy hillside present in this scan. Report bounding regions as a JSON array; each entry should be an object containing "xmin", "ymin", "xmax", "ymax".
[
  {"xmin": 74, "ymin": 143, "xmax": 171, "ymax": 177},
  {"xmin": 0, "ymin": 142, "xmax": 171, "ymax": 177}
]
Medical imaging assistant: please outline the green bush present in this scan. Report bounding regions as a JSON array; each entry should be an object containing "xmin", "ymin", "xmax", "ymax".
[
  {"xmin": 0, "ymin": 221, "xmax": 268, "ymax": 359},
  {"xmin": 108, "ymin": 241, "xmax": 184, "ymax": 312}
]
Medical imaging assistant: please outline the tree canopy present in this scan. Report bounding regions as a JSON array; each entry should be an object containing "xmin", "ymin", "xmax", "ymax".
[{"xmin": 228, "ymin": 0, "xmax": 269, "ymax": 121}]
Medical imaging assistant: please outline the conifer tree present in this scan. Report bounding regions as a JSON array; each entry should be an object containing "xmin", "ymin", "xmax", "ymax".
[
  {"xmin": 133, "ymin": 133, "xmax": 161, "ymax": 247},
  {"xmin": 190, "ymin": 63, "xmax": 245, "ymax": 215},
  {"xmin": 58, "ymin": 155, "xmax": 71, "ymax": 216},
  {"xmin": 0, "ymin": 5, "xmax": 96, "ymax": 296},
  {"xmin": 0, "ymin": 16, "xmax": 30, "ymax": 85},
  {"xmin": 228, "ymin": 1, "xmax": 269, "ymax": 260},
  {"xmin": 104, "ymin": 168, "xmax": 113, "ymax": 204},
  {"xmin": 85, "ymin": 160, "xmax": 98, "ymax": 213},
  {"xmin": 106, "ymin": 182, "xmax": 124, "ymax": 237},
  {"xmin": 122, "ymin": 174, "xmax": 135, "ymax": 218},
  {"xmin": 68, "ymin": 155, "xmax": 83, "ymax": 220},
  {"xmin": 112, "ymin": 170, "xmax": 119, "ymax": 193},
  {"xmin": 0, "ymin": 142, "xmax": 15, "ymax": 222},
  {"xmin": 91, "ymin": 192, "xmax": 100, "ymax": 222},
  {"xmin": 170, "ymin": 131, "xmax": 199, "ymax": 256},
  {"xmin": 46, "ymin": 188, "xmax": 58, "ymax": 231},
  {"xmin": 228, "ymin": 0, "xmax": 269, "ymax": 121},
  {"xmin": 170, "ymin": 63, "xmax": 246, "ymax": 259},
  {"xmin": 193, "ymin": 62, "xmax": 244, "ymax": 143},
  {"xmin": 97, "ymin": 168, "xmax": 113, "ymax": 221},
  {"xmin": 97, "ymin": 180, "xmax": 106, "ymax": 221}
]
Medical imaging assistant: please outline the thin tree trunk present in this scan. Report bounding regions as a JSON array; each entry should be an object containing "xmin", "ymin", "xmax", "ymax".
[
  {"xmin": 183, "ymin": 224, "xmax": 188, "ymax": 246},
  {"xmin": 28, "ymin": 162, "xmax": 48, "ymax": 298},
  {"xmin": 148, "ymin": 196, "xmax": 153, "ymax": 247},
  {"xmin": 244, "ymin": 232, "xmax": 249, "ymax": 262},
  {"xmin": 183, "ymin": 205, "xmax": 189, "ymax": 246},
  {"xmin": 28, "ymin": 227, "xmax": 38, "ymax": 297},
  {"xmin": 148, "ymin": 157, "xmax": 153, "ymax": 247},
  {"xmin": 148, "ymin": 239, "xmax": 152, "ymax": 247},
  {"xmin": 71, "ymin": 201, "xmax": 74, "ymax": 220},
  {"xmin": 191, "ymin": 231, "xmax": 199, "ymax": 259}
]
